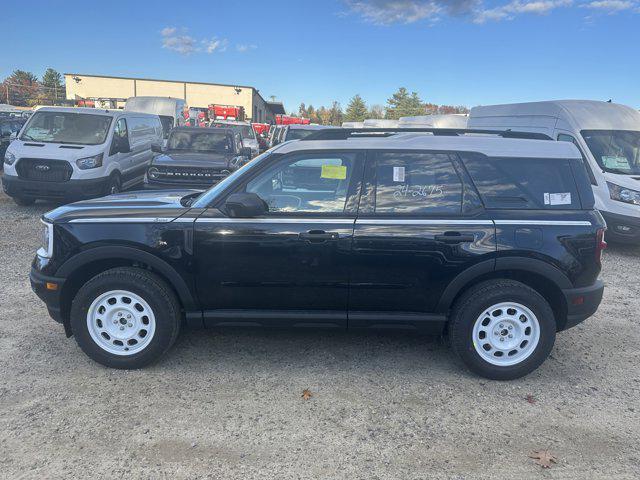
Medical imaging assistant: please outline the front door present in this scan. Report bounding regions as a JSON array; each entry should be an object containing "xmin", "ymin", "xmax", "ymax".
[
  {"xmin": 349, "ymin": 150, "xmax": 496, "ymax": 332},
  {"xmin": 194, "ymin": 150, "xmax": 364, "ymax": 328}
]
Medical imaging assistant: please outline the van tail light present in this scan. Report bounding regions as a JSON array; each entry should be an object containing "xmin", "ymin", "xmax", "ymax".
[{"xmin": 596, "ymin": 228, "xmax": 607, "ymax": 265}]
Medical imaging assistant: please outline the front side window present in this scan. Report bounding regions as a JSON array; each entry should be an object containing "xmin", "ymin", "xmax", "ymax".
[
  {"xmin": 158, "ymin": 116, "xmax": 174, "ymax": 139},
  {"xmin": 244, "ymin": 153, "xmax": 357, "ymax": 214},
  {"xmin": 20, "ymin": 111, "xmax": 112, "ymax": 145},
  {"xmin": 463, "ymin": 154, "xmax": 581, "ymax": 210},
  {"xmin": 286, "ymin": 129, "xmax": 316, "ymax": 141},
  {"xmin": 581, "ymin": 130, "xmax": 640, "ymax": 175},
  {"xmin": 114, "ymin": 118, "xmax": 128, "ymax": 142},
  {"xmin": 373, "ymin": 152, "xmax": 463, "ymax": 215},
  {"xmin": 167, "ymin": 131, "xmax": 232, "ymax": 153}
]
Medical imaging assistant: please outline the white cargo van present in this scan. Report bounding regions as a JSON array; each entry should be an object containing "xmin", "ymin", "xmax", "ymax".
[
  {"xmin": 468, "ymin": 100, "xmax": 640, "ymax": 243},
  {"xmin": 398, "ymin": 114, "xmax": 468, "ymax": 129},
  {"xmin": 125, "ymin": 96, "xmax": 186, "ymax": 140},
  {"xmin": 2, "ymin": 107, "xmax": 163, "ymax": 205}
]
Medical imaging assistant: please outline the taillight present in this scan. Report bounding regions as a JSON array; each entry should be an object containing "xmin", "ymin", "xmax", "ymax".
[{"xmin": 596, "ymin": 228, "xmax": 607, "ymax": 265}]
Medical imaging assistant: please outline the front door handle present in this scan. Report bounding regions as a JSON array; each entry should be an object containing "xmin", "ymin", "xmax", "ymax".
[
  {"xmin": 299, "ymin": 230, "xmax": 338, "ymax": 243},
  {"xmin": 434, "ymin": 232, "xmax": 475, "ymax": 244}
]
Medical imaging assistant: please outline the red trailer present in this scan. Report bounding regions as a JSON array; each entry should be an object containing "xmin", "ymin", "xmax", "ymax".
[
  {"xmin": 252, "ymin": 123, "xmax": 270, "ymax": 135},
  {"xmin": 209, "ymin": 104, "xmax": 246, "ymax": 122},
  {"xmin": 275, "ymin": 115, "xmax": 310, "ymax": 125}
]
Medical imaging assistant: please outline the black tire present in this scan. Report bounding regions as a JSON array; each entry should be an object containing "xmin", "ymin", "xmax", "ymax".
[
  {"xmin": 106, "ymin": 173, "xmax": 121, "ymax": 195},
  {"xmin": 13, "ymin": 196, "xmax": 35, "ymax": 206},
  {"xmin": 70, "ymin": 267, "xmax": 181, "ymax": 369},
  {"xmin": 448, "ymin": 280, "xmax": 556, "ymax": 380}
]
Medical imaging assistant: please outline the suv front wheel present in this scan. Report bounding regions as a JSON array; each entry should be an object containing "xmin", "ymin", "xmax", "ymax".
[
  {"xmin": 70, "ymin": 267, "xmax": 181, "ymax": 369},
  {"xmin": 448, "ymin": 280, "xmax": 556, "ymax": 380}
]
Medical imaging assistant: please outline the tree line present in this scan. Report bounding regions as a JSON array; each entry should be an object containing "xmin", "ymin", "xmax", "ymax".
[
  {"xmin": 295, "ymin": 87, "xmax": 469, "ymax": 126},
  {"xmin": 1, "ymin": 68, "xmax": 66, "ymax": 106}
]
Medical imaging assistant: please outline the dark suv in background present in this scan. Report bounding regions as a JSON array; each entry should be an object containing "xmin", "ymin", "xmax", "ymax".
[
  {"xmin": 145, "ymin": 127, "xmax": 252, "ymax": 189},
  {"xmin": 30, "ymin": 128, "xmax": 605, "ymax": 380}
]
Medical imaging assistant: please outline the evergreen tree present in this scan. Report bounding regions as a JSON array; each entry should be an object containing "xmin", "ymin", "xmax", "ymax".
[
  {"xmin": 344, "ymin": 94, "xmax": 368, "ymax": 122},
  {"xmin": 385, "ymin": 87, "xmax": 424, "ymax": 119},
  {"xmin": 1, "ymin": 70, "xmax": 40, "ymax": 106},
  {"xmin": 41, "ymin": 68, "xmax": 65, "ymax": 103}
]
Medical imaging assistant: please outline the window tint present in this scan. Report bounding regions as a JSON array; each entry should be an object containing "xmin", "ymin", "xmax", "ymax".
[
  {"xmin": 462, "ymin": 154, "xmax": 581, "ymax": 210},
  {"xmin": 558, "ymin": 133, "xmax": 597, "ymax": 185},
  {"xmin": 245, "ymin": 153, "xmax": 357, "ymax": 214},
  {"xmin": 373, "ymin": 152, "xmax": 463, "ymax": 214}
]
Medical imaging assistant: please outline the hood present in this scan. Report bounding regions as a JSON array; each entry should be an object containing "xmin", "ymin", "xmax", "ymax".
[
  {"xmin": 151, "ymin": 151, "xmax": 233, "ymax": 168},
  {"xmin": 10, "ymin": 139, "xmax": 104, "ymax": 160},
  {"xmin": 44, "ymin": 189, "xmax": 201, "ymax": 223},
  {"xmin": 602, "ymin": 171, "xmax": 640, "ymax": 190}
]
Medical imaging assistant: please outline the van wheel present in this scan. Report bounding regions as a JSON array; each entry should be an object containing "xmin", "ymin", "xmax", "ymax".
[
  {"xmin": 14, "ymin": 196, "xmax": 35, "ymax": 206},
  {"xmin": 70, "ymin": 267, "xmax": 181, "ymax": 369},
  {"xmin": 106, "ymin": 174, "xmax": 121, "ymax": 195},
  {"xmin": 448, "ymin": 280, "xmax": 556, "ymax": 380}
]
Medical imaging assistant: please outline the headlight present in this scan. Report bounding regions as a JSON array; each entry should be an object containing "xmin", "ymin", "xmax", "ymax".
[
  {"xmin": 147, "ymin": 167, "xmax": 160, "ymax": 180},
  {"xmin": 76, "ymin": 153, "xmax": 103, "ymax": 170},
  {"xmin": 607, "ymin": 182, "xmax": 640, "ymax": 206},
  {"xmin": 4, "ymin": 151, "xmax": 16, "ymax": 165},
  {"xmin": 37, "ymin": 220, "xmax": 54, "ymax": 258}
]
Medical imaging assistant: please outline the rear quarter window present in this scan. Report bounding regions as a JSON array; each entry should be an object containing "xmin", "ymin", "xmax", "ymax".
[{"xmin": 461, "ymin": 153, "xmax": 582, "ymax": 210}]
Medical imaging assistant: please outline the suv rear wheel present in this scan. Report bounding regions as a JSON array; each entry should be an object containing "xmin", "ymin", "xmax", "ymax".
[
  {"xmin": 70, "ymin": 267, "xmax": 181, "ymax": 369},
  {"xmin": 448, "ymin": 280, "xmax": 556, "ymax": 380}
]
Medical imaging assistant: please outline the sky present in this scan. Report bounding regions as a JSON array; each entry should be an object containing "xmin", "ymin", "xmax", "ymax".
[{"xmin": 1, "ymin": 0, "xmax": 639, "ymax": 112}]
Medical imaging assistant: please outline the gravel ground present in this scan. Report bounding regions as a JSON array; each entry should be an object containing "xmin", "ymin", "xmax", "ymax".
[{"xmin": 0, "ymin": 191, "xmax": 639, "ymax": 480}]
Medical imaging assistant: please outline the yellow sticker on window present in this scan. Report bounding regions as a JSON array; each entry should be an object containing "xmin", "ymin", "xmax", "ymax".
[{"xmin": 321, "ymin": 164, "xmax": 347, "ymax": 180}]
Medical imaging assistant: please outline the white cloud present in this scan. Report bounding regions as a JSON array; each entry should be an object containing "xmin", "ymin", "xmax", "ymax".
[
  {"xmin": 236, "ymin": 44, "xmax": 258, "ymax": 52},
  {"xmin": 344, "ymin": 0, "xmax": 446, "ymax": 24},
  {"xmin": 584, "ymin": 0, "xmax": 636, "ymax": 10},
  {"xmin": 160, "ymin": 27, "xmax": 234, "ymax": 55},
  {"xmin": 474, "ymin": 0, "xmax": 573, "ymax": 23}
]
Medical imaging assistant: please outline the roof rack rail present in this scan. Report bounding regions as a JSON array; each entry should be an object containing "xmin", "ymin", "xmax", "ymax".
[{"xmin": 301, "ymin": 128, "xmax": 552, "ymax": 141}]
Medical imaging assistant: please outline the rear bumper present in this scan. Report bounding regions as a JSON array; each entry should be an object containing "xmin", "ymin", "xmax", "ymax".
[
  {"xmin": 560, "ymin": 279, "xmax": 604, "ymax": 331},
  {"xmin": 601, "ymin": 211, "xmax": 640, "ymax": 244},
  {"xmin": 2, "ymin": 173, "xmax": 109, "ymax": 202}
]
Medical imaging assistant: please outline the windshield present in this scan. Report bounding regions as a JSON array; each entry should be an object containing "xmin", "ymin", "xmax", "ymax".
[
  {"xmin": 581, "ymin": 130, "xmax": 640, "ymax": 175},
  {"xmin": 286, "ymin": 128, "xmax": 316, "ymax": 140},
  {"xmin": 193, "ymin": 151, "xmax": 271, "ymax": 208},
  {"xmin": 20, "ymin": 111, "xmax": 112, "ymax": 145},
  {"xmin": 214, "ymin": 123, "xmax": 255, "ymax": 140},
  {"xmin": 167, "ymin": 131, "xmax": 232, "ymax": 153}
]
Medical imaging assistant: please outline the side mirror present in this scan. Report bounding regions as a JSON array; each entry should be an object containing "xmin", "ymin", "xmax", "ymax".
[
  {"xmin": 240, "ymin": 147, "xmax": 252, "ymax": 158},
  {"xmin": 225, "ymin": 192, "xmax": 268, "ymax": 218},
  {"xmin": 151, "ymin": 144, "xmax": 162, "ymax": 153}
]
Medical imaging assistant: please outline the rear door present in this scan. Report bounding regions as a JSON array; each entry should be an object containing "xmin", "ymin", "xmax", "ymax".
[{"xmin": 349, "ymin": 150, "xmax": 496, "ymax": 331}]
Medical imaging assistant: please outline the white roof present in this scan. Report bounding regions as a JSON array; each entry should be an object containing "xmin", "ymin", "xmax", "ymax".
[
  {"xmin": 274, "ymin": 133, "xmax": 582, "ymax": 159},
  {"xmin": 470, "ymin": 100, "xmax": 640, "ymax": 130},
  {"xmin": 363, "ymin": 119, "xmax": 398, "ymax": 128},
  {"xmin": 398, "ymin": 114, "xmax": 468, "ymax": 128},
  {"xmin": 33, "ymin": 106, "xmax": 157, "ymax": 118}
]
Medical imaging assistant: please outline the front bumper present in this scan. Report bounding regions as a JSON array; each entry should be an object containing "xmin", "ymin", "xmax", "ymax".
[
  {"xmin": 601, "ymin": 211, "xmax": 640, "ymax": 244},
  {"xmin": 29, "ymin": 266, "xmax": 71, "ymax": 335},
  {"xmin": 2, "ymin": 173, "xmax": 109, "ymax": 202},
  {"xmin": 560, "ymin": 279, "xmax": 604, "ymax": 331},
  {"xmin": 144, "ymin": 179, "xmax": 211, "ymax": 190}
]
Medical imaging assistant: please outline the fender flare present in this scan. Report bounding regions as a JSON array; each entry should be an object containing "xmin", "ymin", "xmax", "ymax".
[
  {"xmin": 436, "ymin": 257, "xmax": 572, "ymax": 312},
  {"xmin": 56, "ymin": 245, "xmax": 197, "ymax": 310}
]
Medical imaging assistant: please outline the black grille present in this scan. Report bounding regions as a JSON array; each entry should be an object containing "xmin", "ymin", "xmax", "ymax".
[
  {"xmin": 16, "ymin": 158, "xmax": 73, "ymax": 182},
  {"xmin": 153, "ymin": 166, "xmax": 230, "ymax": 183}
]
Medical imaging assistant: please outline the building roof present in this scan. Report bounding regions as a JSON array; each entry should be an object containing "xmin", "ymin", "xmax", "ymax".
[{"xmin": 274, "ymin": 133, "xmax": 582, "ymax": 159}]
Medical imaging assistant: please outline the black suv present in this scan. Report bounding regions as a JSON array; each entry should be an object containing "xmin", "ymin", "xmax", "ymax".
[
  {"xmin": 30, "ymin": 129, "xmax": 606, "ymax": 379},
  {"xmin": 146, "ymin": 127, "xmax": 251, "ymax": 189}
]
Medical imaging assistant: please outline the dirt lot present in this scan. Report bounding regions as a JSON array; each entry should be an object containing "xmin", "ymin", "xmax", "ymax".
[{"xmin": 0, "ymin": 191, "xmax": 639, "ymax": 480}]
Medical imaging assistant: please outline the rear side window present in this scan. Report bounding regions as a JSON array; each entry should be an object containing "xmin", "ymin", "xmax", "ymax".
[
  {"xmin": 462, "ymin": 154, "xmax": 581, "ymax": 210},
  {"xmin": 373, "ymin": 152, "xmax": 463, "ymax": 214}
]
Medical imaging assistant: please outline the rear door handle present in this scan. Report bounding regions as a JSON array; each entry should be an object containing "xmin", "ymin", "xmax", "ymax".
[
  {"xmin": 434, "ymin": 232, "xmax": 475, "ymax": 244},
  {"xmin": 299, "ymin": 230, "xmax": 339, "ymax": 242}
]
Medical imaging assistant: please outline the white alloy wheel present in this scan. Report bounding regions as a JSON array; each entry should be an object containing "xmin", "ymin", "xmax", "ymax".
[
  {"xmin": 86, "ymin": 290, "xmax": 156, "ymax": 356},
  {"xmin": 471, "ymin": 302, "xmax": 541, "ymax": 366}
]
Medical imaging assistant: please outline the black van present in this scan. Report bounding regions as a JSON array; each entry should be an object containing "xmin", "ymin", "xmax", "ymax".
[{"xmin": 30, "ymin": 129, "xmax": 606, "ymax": 379}]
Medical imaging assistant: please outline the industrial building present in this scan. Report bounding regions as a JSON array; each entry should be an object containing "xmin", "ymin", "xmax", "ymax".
[{"xmin": 64, "ymin": 73, "xmax": 285, "ymax": 123}]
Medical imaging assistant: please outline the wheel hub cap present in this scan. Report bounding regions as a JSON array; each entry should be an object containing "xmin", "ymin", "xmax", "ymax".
[
  {"xmin": 86, "ymin": 290, "xmax": 156, "ymax": 356},
  {"xmin": 472, "ymin": 302, "xmax": 541, "ymax": 367}
]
